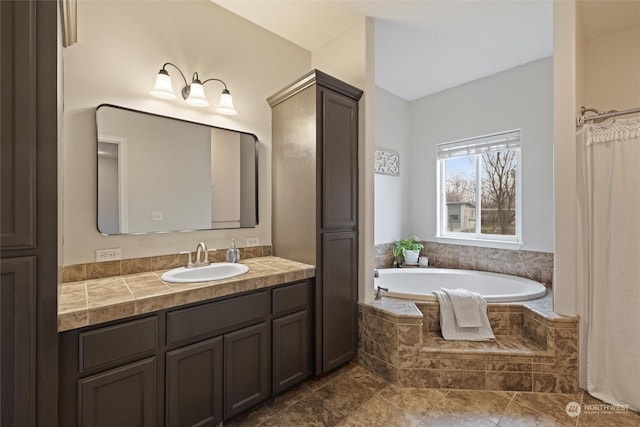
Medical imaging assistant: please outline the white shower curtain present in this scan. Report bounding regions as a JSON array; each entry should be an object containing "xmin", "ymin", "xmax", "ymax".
[{"xmin": 577, "ymin": 119, "xmax": 640, "ymax": 411}]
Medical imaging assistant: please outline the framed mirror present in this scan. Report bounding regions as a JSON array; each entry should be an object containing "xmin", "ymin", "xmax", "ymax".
[{"xmin": 96, "ymin": 104, "xmax": 258, "ymax": 235}]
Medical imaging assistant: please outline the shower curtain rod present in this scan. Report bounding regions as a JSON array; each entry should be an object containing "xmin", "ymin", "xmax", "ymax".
[{"xmin": 577, "ymin": 105, "xmax": 640, "ymax": 126}]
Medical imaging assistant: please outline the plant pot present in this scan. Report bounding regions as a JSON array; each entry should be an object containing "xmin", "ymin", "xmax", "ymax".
[{"xmin": 403, "ymin": 249, "xmax": 420, "ymax": 265}]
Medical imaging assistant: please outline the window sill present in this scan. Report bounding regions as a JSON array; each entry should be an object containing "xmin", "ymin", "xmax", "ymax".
[{"xmin": 435, "ymin": 236, "xmax": 524, "ymax": 250}]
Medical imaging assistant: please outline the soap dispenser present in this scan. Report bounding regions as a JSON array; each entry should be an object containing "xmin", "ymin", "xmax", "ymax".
[{"xmin": 226, "ymin": 239, "xmax": 240, "ymax": 263}]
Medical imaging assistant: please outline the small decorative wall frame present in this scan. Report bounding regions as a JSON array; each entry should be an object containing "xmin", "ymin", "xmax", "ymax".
[{"xmin": 374, "ymin": 147, "xmax": 400, "ymax": 176}]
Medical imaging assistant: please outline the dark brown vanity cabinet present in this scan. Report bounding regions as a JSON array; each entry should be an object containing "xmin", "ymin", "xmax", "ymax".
[
  {"xmin": 224, "ymin": 322, "xmax": 270, "ymax": 418},
  {"xmin": 59, "ymin": 317, "xmax": 160, "ymax": 427},
  {"xmin": 269, "ymin": 70, "xmax": 362, "ymax": 375},
  {"xmin": 78, "ymin": 358, "xmax": 157, "ymax": 427},
  {"xmin": 271, "ymin": 280, "xmax": 312, "ymax": 394},
  {"xmin": 165, "ymin": 337, "xmax": 223, "ymax": 427},
  {"xmin": 59, "ymin": 280, "xmax": 312, "ymax": 426}
]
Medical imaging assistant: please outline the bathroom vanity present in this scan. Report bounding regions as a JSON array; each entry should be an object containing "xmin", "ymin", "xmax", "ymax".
[{"xmin": 58, "ymin": 257, "xmax": 314, "ymax": 426}]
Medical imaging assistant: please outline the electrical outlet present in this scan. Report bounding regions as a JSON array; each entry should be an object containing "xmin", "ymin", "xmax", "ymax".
[
  {"xmin": 151, "ymin": 211, "xmax": 163, "ymax": 221},
  {"xmin": 246, "ymin": 237, "xmax": 260, "ymax": 246},
  {"xmin": 96, "ymin": 248, "xmax": 121, "ymax": 262}
]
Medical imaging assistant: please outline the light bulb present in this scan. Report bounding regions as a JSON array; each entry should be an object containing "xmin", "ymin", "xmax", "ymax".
[
  {"xmin": 150, "ymin": 70, "xmax": 177, "ymax": 100},
  {"xmin": 215, "ymin": 89, "xmax": 237, "ymax": 115},
  {"xmin": 185, "ymin": 81, "xmax": 209, "ymax": 107}
]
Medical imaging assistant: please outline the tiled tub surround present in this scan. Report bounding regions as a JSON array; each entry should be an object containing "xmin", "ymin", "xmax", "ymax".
[
  {"xmin": 358, "ymin": 294, "xmax": 579, "ymax": 394},
  {"xmin": 58, "ymin": 256, "xmax": 314, "ymax": 332},
  {"xmin": 62, "ymin": 245, "xmax": 272, "ymax": 283},
  {"xmin": 375, "ymin": 242, "xmax": 554, "ymax": 287}
]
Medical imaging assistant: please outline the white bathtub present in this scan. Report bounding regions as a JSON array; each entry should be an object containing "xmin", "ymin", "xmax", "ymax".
[{"xmin": 375, "ymin": 268, "xmax": 547, "ymax": 303}]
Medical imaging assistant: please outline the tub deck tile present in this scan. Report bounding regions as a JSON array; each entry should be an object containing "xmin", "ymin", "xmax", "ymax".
[
  {"xmin": 358, "ymin": 293, "xmax": 578, "ymax": 393},
  {"xmin": 422, "ymin": 333, "xmax": 548, "ymax": 355},
  {"xmin": 359, "ymin": 300, "xmax": 423, "ymax": 324}
]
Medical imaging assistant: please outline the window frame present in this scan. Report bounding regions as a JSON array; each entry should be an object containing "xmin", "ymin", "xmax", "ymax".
[{"xmin": 436, "ymin": 130, "xmax": 523, "ymax": 249}]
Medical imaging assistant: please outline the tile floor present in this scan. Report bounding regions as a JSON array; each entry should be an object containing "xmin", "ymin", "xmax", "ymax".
[{"xmin": 225, "ymin": 363, "xmax": 640, "ymax": 427}]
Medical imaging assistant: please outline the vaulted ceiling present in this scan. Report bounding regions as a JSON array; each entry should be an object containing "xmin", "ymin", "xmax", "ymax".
[{"xmin": 212, "ymin": 0, "xmax": 640, "ymax": 101}]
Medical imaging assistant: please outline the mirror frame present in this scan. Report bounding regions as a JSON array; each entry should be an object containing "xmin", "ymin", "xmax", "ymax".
[{"xmin": 95, "ymin": 104, "xmax": 259, "ymax": 235}]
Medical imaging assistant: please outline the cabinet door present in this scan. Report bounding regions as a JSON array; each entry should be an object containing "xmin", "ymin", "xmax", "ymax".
[
  {"xmin": 320, "ymin": 88, "xmax": 358, "ymax": 230},
  {"xmin": 78, "ymin": 358, "xmax": 156, "ymax": 427},
  {"xmin": 272, "ymin": 310, "xmax": 310, "ymax": 394},
  {"xmin": 320, "ymin": 231, "xmax": 358, "ymax": 373},
  {"xmin": 0, "ymin": 257, "xmax": 36, "ymax": 425},
  {"xmin": 224, "ymin": 322, "xmax": 269, "ymax": 419},
  {"xmin": 166, "ymin": 337, "xmax": 223, "ymax": 427}
]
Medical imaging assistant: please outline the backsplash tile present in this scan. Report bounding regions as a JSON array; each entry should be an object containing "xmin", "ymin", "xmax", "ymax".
[
  {"xmin": 86, "ymin": 260, "xmax": 121, "ymax": 280},
  {"xmin": 152, "ymin": 253, "xmax": 188, "ymax": 271},
  {"xmin": 121, "ymin": 257, "xmax": 154, "ymax": 275},
  {"xmin": 241, "ymin": 246, "xmax": 263, "ymax": 259},
  {"xmin": 374, "ymin": 241, "xmax": 554, "ymax": 286},
  {"xmin": 374, "ymin": 242, "xmax": 396, "ymax": 269},
  {"xmin": 63, "ymin": 264, "xmax": 86, "ymax": 283}
]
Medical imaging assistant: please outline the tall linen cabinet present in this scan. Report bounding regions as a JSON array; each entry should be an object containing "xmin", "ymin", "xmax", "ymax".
[
  {"xmin": 1, "ymin": 1, "xmax": 58, "ymax": 424},
  {"xmin": 268, "ymin": 70, "xmax": 362, "ymax": 375}
]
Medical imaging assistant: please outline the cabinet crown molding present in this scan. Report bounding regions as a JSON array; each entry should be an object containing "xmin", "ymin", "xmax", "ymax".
[{"xmin": 267, "ymin": 69, "xmax": 363, "ymax": 107}]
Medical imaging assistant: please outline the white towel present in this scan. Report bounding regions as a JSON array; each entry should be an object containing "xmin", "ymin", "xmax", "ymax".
[
  {"xmin": 433, "ymin": 289, "xmax": 495, "ymax": 341},
  {"xmin": 442, "ymin": 287, "xmax": 483, "ymax": 327}
]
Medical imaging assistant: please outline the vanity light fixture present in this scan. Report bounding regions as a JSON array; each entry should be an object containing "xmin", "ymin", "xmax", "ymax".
[{"xmin": 150, "ymin": 62, "xmax": 237, "ymax": 115}]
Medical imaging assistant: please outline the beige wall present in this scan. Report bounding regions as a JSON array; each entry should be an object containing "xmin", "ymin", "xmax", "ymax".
[
  {"xmin": 574, "ymin": 1, "xmax": 588, "ymax": 388},
  {"xmin": 553, "ymin": 0, "xmax": 579, "ymax": 317},
  {"xmin": 585, "ymin": 25, "xmax": 640, "ymax": 109},
  {"xmin": 311, "ymin": 18, "xmax": 367, "ymax": 90},
  {"xmin": 62, "ymin": 0, "xmax": 310, "ymax": 264}
]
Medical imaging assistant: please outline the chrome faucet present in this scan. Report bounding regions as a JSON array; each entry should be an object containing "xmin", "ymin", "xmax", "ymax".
[
  {"xmin": 180, "ymin": 242, "xmax": 210, "ymax": 268},
  {"xmin": 375, "ymin": 286, "xmax": 389, "ymax": 300},
  {"xmin": 373, "ymin": 270, "xmax": 386, "ymax": 299}
]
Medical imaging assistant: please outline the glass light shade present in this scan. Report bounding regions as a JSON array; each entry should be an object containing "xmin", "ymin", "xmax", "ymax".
[
  {"xmin": 150, "ymin": 71, "xmax": 177, "ymax": 100},
  {"xmin": 215, "ymin": 90, "xmax": 237, "ymax": 115},
  {"xmin": 185, "ymin": 82, "xmax": 209, "ymax": 107}
]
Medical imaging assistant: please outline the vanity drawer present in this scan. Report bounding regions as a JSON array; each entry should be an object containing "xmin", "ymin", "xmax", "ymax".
[
  {"xmin": 167, "ymin": 291, "xmax": 269, "ymax": 346},
  {"xmin": 79, "ymin": 316, "xmax": 158, "ymax": 373},
  {"xmin": 272, "ymin": 281, "xmax": 310, "ymax": 317}
]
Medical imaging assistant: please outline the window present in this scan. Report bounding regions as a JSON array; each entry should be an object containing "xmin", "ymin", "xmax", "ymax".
[{"xmin": 437, "ymin": 130, "xmax": 521, "ymax": 244}]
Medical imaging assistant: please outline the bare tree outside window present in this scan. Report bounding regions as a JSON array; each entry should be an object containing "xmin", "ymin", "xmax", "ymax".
[
  {"xmin": 444, "ymin": 156, "xmax": 476, "ymax": 233},
  {"xmin": 481, "ymin": 150, "xmax": 517, "ymax": 235},
  {"xmin": 446, "ymin": 175, "xmax": 475, "ymax": 203},
  {"xmin": 442, "ymin": 149, "xmax": 518, "ymax": 236}
]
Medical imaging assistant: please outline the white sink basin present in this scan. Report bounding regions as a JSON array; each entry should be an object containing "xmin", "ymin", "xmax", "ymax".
[{"xmin": 161, "ymin": 263, "xmax": 249, "ymax": 283}]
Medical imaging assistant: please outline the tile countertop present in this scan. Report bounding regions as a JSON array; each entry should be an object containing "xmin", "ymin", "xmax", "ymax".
[{"xmin": 58, "ymin": 256, "xmax": 315, "ymax": 332}]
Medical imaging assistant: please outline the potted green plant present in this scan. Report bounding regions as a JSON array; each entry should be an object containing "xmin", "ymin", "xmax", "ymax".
[{"xmin": 393, "ymin": 234, "xmax": 424, "ymax": 266}]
